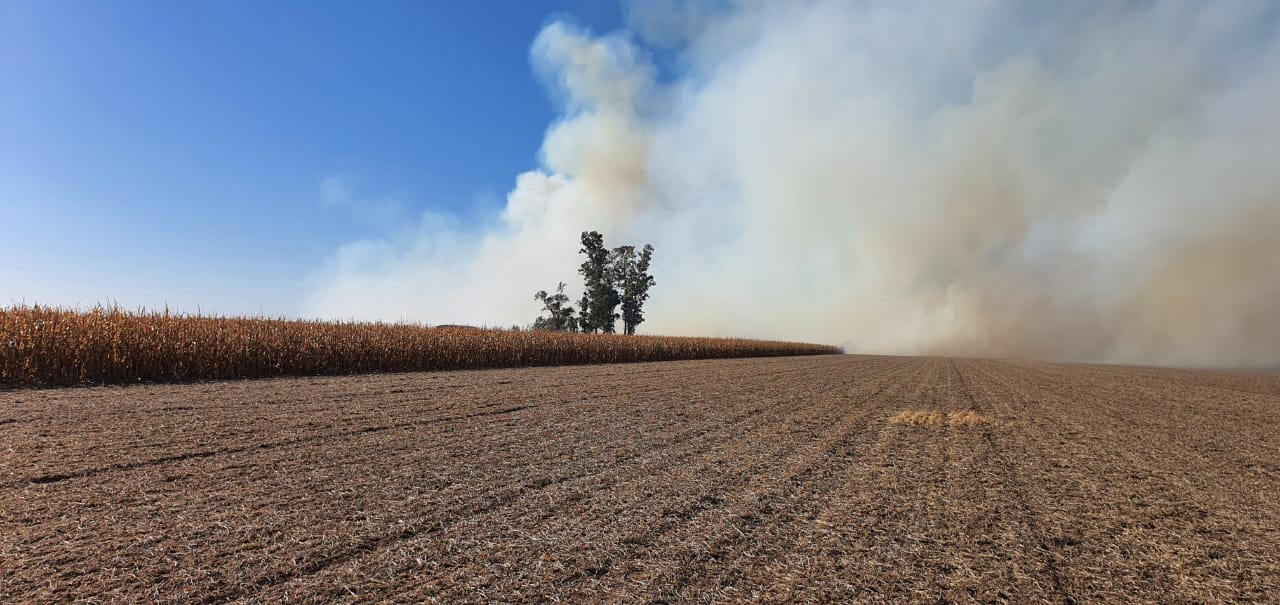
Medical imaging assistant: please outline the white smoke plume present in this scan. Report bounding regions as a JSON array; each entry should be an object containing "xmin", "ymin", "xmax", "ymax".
[{"xmin": 303, "ymin": 0, "xmax": 1280, "ymax": 367}]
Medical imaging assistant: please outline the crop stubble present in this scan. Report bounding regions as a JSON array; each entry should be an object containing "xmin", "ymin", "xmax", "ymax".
[{"xmin": 1, "ymin": 356, "xmax": 1277, "ymax": 603}]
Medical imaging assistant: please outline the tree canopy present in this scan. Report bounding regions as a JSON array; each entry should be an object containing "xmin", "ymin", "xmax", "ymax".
[{"xmin": 532, "ymin": 231, "xmax": 654, "ymax": 335}]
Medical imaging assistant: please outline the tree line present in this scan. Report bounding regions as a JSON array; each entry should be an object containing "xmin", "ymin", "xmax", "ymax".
[{"xmin": 533, "ymin": 231, "xmax": 655, "ymax": 335}]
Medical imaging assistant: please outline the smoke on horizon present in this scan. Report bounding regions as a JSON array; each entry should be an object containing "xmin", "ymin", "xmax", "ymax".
[{"xmin": 303, "ymin": 0, "xmax": 1280, "ymax": 367}]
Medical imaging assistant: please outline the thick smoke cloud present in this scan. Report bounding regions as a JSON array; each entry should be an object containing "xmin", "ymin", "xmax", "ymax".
[{"xmin": 303, "ymin": 1, "xmax": 1280, "ymax": 367}]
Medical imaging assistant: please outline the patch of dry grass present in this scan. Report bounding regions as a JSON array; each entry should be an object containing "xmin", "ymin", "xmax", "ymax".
[{"xmin": 890, "ymin": 409, "xmax": 997, "ymax": 427}]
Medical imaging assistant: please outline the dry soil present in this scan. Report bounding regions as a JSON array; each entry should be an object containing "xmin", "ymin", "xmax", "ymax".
[{"xmin": 2, "ymin": 356, "xmax": 1277, "ymax": 603}]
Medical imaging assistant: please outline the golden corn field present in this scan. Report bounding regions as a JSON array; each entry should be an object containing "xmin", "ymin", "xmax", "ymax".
[{"xmin": 0, "ymin": 305, "xmax": 840, "ymax": 388}]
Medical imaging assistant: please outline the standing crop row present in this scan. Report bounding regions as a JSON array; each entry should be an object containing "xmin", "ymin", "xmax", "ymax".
[{"xmin": 0, "ymin": 305, "xmax": 841, "ymax": 388}]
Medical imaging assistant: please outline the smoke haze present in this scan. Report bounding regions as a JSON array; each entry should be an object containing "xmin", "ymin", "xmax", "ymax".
[{"xmin": 303, "ymin": 0, "xmax": 1280, "ymax": 367}]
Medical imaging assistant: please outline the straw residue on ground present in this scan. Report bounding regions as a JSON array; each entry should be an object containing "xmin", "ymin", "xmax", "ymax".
[{"xmin": 2, "ymin": 355, "xmax": 1277, "ymax": 602}]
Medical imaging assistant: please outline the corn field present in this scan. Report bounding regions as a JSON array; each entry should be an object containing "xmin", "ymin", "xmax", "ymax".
[{"xmin": 0, "ymin": 305, "xmax": 841, "ymax": 388}]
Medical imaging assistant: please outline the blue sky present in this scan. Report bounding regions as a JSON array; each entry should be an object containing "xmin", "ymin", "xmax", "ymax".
[
  {"xmin": 1, "ymin": 0, "xmax": 624, "ymax": 314},
  {"xmin": 5, "ymin": 1, "xmax": 1278, "ymax": 364}
]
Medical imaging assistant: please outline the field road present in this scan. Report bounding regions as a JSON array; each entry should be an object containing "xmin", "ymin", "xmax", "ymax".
[{"xmin": 2, "ymin": 355, "xmax": 1278, "ymax": 603}]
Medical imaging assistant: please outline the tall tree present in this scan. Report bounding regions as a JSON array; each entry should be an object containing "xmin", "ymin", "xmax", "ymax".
[
  {"xmin": 532, "ymin": 282, "xmax": 577, "ymax": 332},
  {"xmin": 575, "ymin": 292, "xmax": 594, "ymax": 333},
  {"xmin": 613, "ymin": 243, "xmax": 656, "ymax": 335},
  {"xmin": 578, "ymin": 231, "xmax": 620, "ymax": 333}
]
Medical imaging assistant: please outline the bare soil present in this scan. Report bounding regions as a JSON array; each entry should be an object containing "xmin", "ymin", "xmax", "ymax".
[{"xmin": 2, "ymin": 356, "xmax": 1277, "ymax": 603}]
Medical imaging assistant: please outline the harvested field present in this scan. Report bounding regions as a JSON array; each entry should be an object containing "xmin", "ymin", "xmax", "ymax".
[{"xmin": 2, "ymin": 355, "xmax": 1278, "ymax": 603}]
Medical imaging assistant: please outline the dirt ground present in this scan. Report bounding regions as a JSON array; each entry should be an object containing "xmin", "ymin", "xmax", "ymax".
[{"xmin": 2, "ymin": 355, "xmax": 1277, "ymax": 603}]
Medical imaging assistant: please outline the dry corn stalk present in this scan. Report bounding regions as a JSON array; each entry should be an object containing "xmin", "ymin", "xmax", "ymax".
[{"xmin": 0, "ymin": 305, "xmax": 841, "ymax": 388}]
